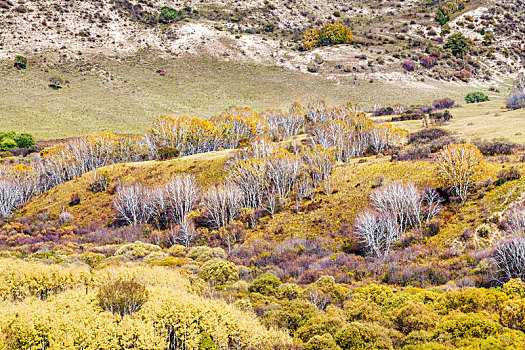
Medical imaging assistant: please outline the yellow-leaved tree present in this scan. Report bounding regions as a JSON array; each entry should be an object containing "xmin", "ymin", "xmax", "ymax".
[{"xmin": 436, "ymin": 143, "xmax": 484, "ymax": 201}]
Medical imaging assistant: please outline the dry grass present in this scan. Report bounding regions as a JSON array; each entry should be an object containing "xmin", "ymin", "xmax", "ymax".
[
  {"xmin": 386, "ymin": 98, "xmax": 525, "ymax": 143},
  {"xmin": 19, "ymin": 150, "xmax": 230, "ymax": 225},
  {"xmin": 0, "ymin": 54, "xmax": 474, "ymax": 140}
]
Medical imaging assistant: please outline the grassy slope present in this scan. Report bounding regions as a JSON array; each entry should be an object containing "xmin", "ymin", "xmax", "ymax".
[
  {"xmin": 0, "ymin": 53, "xmax": 476, "ymax": 140},
  {"xmin": 260, "ymin": 157, "xmax": 523, "ymax": 247},
  {"xmin": 19, "ymin": 145, "xmax": 524, "ymax": 253},
  {"xmin": 20, "ymin": 150, "xmax": 230, "ymax": 225},
  {"xmin": 381, "ymin": 98, "xmax": 525, "ymax": 143}
]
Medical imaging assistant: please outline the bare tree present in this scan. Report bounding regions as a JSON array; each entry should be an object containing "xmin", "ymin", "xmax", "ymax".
[
  {"xmin": 492, "ymin": 236, "xmax": 525, "ymax": 284},
  {"xmin": 370, "ymin": 182, "xmax": 423, "ymax": 232},
  {"xmin": 265, "ymin": 150, "xmax": 301, "ymax": 202},
  {"xmin": 229, "ymin": 159, "xmax": 266, "ymax": 210},
  {"xmin": 262, "ymin": 185, "xmax": 279, "ymax": 218},
  {"xmin": 164, "ymin": 174, "xmax": 200, "ymax": 223},
  {"xmin": 166, "ymin": 217, "xmax": 196, "ymax": 247},
  {"xmin": 294, "ymin": 173, "xmax": 314, "ymax": 212},
  {"xmin": 436, "ymin": 143, "xmax": 484, "ymax": 202},
  {"xmin": 512, "ymin": 73, "xmax": 525, "ymax": 94},
  {"xmin": 0, "ymin": 179, "xmax": 23, "ymax": 219},
  {"xmin": 202, "ymin": 183, "xmax": 244, "ymax": 229},
  {"xmin": 354, "ymin": 210, "xmax": 400, "ymax": 257},
  {"xmin": 113, "ymin": 183, "xmax": 153, "ymax": 225},
  {"xmin": 422, "ymin": 187, "xmax": 442, "ymax": 223}
]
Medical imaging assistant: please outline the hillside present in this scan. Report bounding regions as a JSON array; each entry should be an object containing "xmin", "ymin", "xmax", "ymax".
[
  {"xmin": 1, "ymin": 0, "xmax": 524, "ymax": 140},
  {"xmin": 2, "ymin": 1, "xmax": 525, "ymax": 349},
  {"xmin": 1, "ymin": 0, "xmax": 523, "ymax": 75}
]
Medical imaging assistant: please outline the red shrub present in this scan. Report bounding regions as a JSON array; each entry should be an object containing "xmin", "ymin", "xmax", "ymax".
[
  {"xmin": 454, "ymin": 70, "xmax": 471, "ymax": 82},
  {"xmin": 421, "ymin": 56, "xmax": 437, "ymax": 69}
]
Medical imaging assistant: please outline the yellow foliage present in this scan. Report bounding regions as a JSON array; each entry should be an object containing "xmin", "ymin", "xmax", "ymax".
[
  {"xmin": 0, "ymin": 259, "xmax": 292, "ymax": 349},
  {"xmin": 436, "ymin": 143, "xmax": 485, "ymax": 201}
]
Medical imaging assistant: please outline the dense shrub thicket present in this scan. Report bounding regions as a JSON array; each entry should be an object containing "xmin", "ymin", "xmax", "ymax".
[{"xmin": 465, "ymin": 91, "xmax": 489, "ymax": 103}]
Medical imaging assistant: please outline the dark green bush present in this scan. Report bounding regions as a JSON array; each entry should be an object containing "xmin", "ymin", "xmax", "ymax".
[
  {"xmin": 14, "ymin": 55, "xmax": 27, "ymax": 69},
  {"xmin": 0, "ymin": 138, "xmax": 16, "ymax": 150},
  {"xmin": 465, "ymin": 92, "xmax": 489, "ymax": 103},
  {"xmin": 159, "ymin": 6, "xmax": 184, "ymax": 23},
  {"xmin": 445, "ymin": 33, "xmax": 470, "ymax": 58},
  {"xmin": 15, "ymin": 133, "xmax": 35, "ymax": 148},
  {"xmin": 0, "ymin": 131, "xmax": 35, "ymax": 150}
]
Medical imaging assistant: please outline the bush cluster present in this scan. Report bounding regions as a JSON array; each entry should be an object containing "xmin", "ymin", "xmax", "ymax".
[
  {"xmin": 302, "ymin": 23, "xmax": 353, "ymax": 50},
  {"xmin": 465, "ymin": 91, "xmax": 489, "ymax": 103},
  {"xmin": 0, "ymin": 131, "xmax": 35, "ymax": 150}
]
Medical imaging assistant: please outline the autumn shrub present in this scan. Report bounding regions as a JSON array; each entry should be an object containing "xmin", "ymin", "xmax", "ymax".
[
  {"xmin": 318, "ymin": 23, "xmax": 353, "ymax": 47},
  {"xmin": 392, "ymin": 300, "xmax": 438, "ymax": 334},
  {"xmin": 302, "ymin": 23, "xmax": 353, "ymax": 50},
  {"xmin": 408, "ymin": 128, "xmax": 451, "ymax": 145},
  {"xmin": 0, "ymin": 261, "xmax": 292, "ymax": 349},
  {"xmin": 295, "ymin": 313, "xmax": 345, "ymax": 343},
  {"xmin": 195, "ymin": 247, "xmax": 227, "ymax": 262},
  {"xmin": 474, "ymin": 138, "xmax": 516, "ymax": 156},
  {"xmin": 503, "ymin": 278, "xmax": 525, "ymax": 298},
  {"xmin": 402, "ymin": 60, "xmax": 416, "ymax": 72},
  {"xmin": 421, "ymin": 56, "xmax": 437, "ymax": 69},
  {"xmin": 249, "ymin": 272, "xmax": 282, "ymax": 296},
  {"xmin": 429, "ymin": 110, "xmax": 452, "ymax": 124},
  {"xmin": 432, "ymin": 98, "xmax": 455, "ymax": 110},
  {"xmin": 353, "ymin": 284, "xmax": 393, "ymax": 306},
  {"xmin": 436, "ymin": 312, "xmax": 502, "ymax": 339},
  {"xmin": 199, "ymin": 260, "xmax": 239, "ymax": 293},
  {"xmin": 0, "ymin": 258, "xmax": 89, "ymax": 301},
  {"xmin": 304, "ymin": 333, "xmax": 339, "ymax": 350},
  {"xmin": 97, "ymin": 277, "xmax": 149, "ymax": 318},
  {"xmin": 263, "ymin": 299, "xmax": 317, "ymax": 334},
  {"xmin": 500, "ymin": 298, "xmax": 525, "ymax": 331},
  {"xmin": 440, "ymin": 287, "xmax": 504, "ymax": 314},
  {"xmin": 198, "ymin": 333, "xmax": 218, "ymax": 350},
  {"xmin": 454, "ymin": 69, "xmax": 471, "ymax": 81},
  {"xmin": 343, "ymin": 297, "xmax": 384, "ymax": 323},
  {"xmin": 158, "ymin": 146, "xmax": 180, "ymax": 160},
  {"xmin": 334, "ymin": 322, "xmax": 393, "ymax": 350},
  {"xmin": 495, "ymin": 167, "xmax": 521, "ymax": 186},
  {"xmin": 465, "ymin": 91, "xmax": 489, "ymax": 103}
]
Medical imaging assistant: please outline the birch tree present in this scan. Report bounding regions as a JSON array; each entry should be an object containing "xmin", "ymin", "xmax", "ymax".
[{"xmin": 436, "ymin": 143, "xmax": 484, "ymax": 201}]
